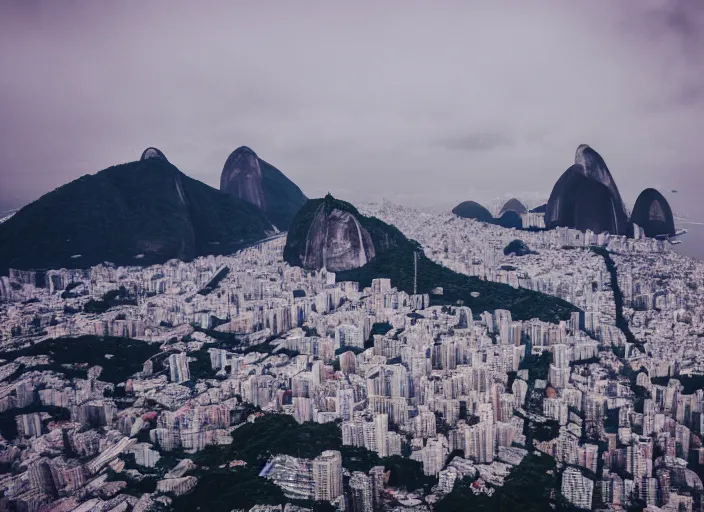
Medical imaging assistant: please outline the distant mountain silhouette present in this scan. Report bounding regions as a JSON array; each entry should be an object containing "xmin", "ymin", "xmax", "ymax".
[
  {"xmin": 574, "ymin": 145, "xmax": 627, "ymax": 217},
  {"xmin": 453, "ymin": 200, "xmax": 530, "ymax": 230},
  {"xmin": 630, "ymin": 188, "xmax": 675, "ymax": 238},
  {"xmin": 498, "ymin": 198, "xmax": 527, "ymax": 216},
  {"xmin": 495, "ymin": 210, "xmax": 523, "ymax": 229},
  {"xmin": 220, "ymin": 146, "xmax": 307, "ymax": 231},
  {"xmin": 546, "ymin": 146, "xmax": 631, "ymax": 236},
  {"xmin": 452, "ymin": 201, "xmax": 493, "ymax": 222},
  {"xmin": 0, "ymin": 149, "xmax": 273, "ymax": 275}
]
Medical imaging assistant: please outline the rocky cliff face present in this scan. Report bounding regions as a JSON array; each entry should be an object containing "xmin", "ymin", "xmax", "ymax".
[
  {"xmin": 546, "ymin": 146, "xmax": 631, "ymax": 236},
  {"xmin": 220, "ymin": 146, "xmax": 266, "ymax": 210},
  {"xmin": 141, "ymin": 147, "xmax": 168, "ymax": 161},
  {"xmin": 220, "ymin": 146, "xmax": 307, "ymax": 230},
  {"xmin": 283, "ymin": 194, "xmax": 409, "ymax": 272},
  {"xmin": 301, "ymin": 203, "xmax": 376, "ymax": 271},
  {"xmin": 574, "ymin": 145, "xmax": 622, "ymax": 202}
]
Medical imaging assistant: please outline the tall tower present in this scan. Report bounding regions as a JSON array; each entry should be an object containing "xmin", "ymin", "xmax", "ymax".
[{"xmin": 413, "ymin": 251, "xmax": 418, "ymax": 295}]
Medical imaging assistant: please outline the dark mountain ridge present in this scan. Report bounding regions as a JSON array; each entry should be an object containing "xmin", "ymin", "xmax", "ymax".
[{"xmin": 0, "ymin": 152, "xmax": 273, "ymax": 275}]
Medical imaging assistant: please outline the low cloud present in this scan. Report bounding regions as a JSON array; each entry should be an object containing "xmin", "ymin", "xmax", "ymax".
[{"xmin": 436, "ymin": 133, "xmax": 513, "ymax": 153}]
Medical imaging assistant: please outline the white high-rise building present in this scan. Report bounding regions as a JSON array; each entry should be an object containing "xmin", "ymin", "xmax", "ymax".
[
  {"xmin": 168, "ymin": 353, "xmax": 190, "ymax": 383},
  {"xmin": 349, "ymin": 472, "xmax": 373, "ymax": 512},
  {"xmin": 336, "ymin": 388, "xmax": 354, "ymax": 422},
  {"xmin": 335, "ymin": 324, "xmax": 364, "ymax": 348},
  {"xmin": 562, "ymin": 467, "xmax": 594, "ymax": 510},
  {"xmin": 312, "ymin": 450, "xmax": 343, "ymax": 502}
]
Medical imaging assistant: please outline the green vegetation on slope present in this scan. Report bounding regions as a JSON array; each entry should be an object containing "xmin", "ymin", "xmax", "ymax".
[
  {"xmin": 0, "ymin": 404, "xmax": 70, "ymax": 441},
  {"xmin": 285, "ymin": 196, "xmax": 579, "ymax": 323},
  {"xmin": 192, "ymin": 414, "xmax": 342, "ymax": 467},
  {"xmin": 175, "ymin": 414, "xmax": 435, "ymax": 511},
  {"xmin": 0, "ymin": 335, "xmax": 160, "ymax": 383},
  {"xmin": 337, "ymin": 249, "xmax": 578, "ymax": 323},
  {"xmin": 0, "ymin": 158, "xmax": 272, "ymax": 274},
  {"xmin": 84, "ymin": 286, "xmax": 137, "ymax": 314},
  {"xmin": 435, "ymin": 453, "xmax": 561, "ymax": 512}
]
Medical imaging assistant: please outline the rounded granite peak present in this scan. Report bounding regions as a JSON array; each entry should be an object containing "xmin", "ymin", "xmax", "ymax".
[
  {"xmin": 546, "ymin": 164, "xmax": 631, "ymax": 235},
  {"xmin": 630, "ymin": 188, "xmax": 675, "ymax": 238},
  {"xmin": 221, "ymin": 145, "xmax": 265, "ymax": 210},
  {"xmin": 575, "ymin": 144, "xmax": 592, "ymax": 157},
  {"xmin": 140, "ymin": 147, "xmax": 167, "ymax": 161},
  {"xmin": 230, "ymin": 146, "xmax": 257, "ymax": 157},
  {"xmin": 498, "ymin": 198, "xmax": 528, "ymax": 217},
  {"xmin": 452, "ymin": 201, "xmax": 493, "ymax": 222}
]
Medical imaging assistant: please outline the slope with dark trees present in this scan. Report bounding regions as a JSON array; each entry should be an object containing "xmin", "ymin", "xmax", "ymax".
[
  {"xmin": 177, "ymin": 414, "xmax": 433, "ymax": 512},
  {"xmin": 285, "ymin": 195, "xmax": 579, "ymax": 323},
  {"xmin": 435, "ymin": 453, "xmax": 562, "ymax": 512},
  {"xmin": 452, "ymin": 201, "xmax": 494, "ymax": 222},
  {"xmin": 220, "ymin": 146, "xmax": 307, "ymax": 231},
  {"xmin": 0, "ymin": 335, "xmax": 161, "ymax": 383},
  {"xmin": 630, "ymin": 188, "xmax": 676, "ymax": 238},
  {"xmin": 0, "ymin": 151, "xmax": 273, "ymax": 275}
]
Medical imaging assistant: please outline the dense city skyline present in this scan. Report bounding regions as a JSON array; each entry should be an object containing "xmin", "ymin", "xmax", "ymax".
[{"xmin": 2, "ymin": 3, "xmax": 704, "ymax": 511}]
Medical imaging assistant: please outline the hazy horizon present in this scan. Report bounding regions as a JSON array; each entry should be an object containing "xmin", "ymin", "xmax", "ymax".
[{"xmin": 1, "ymin": 1, "xmax": 703, "ymax": 222}]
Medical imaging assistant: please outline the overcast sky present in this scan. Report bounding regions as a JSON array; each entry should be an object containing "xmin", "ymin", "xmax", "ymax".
[{"xmin": 1, "ymin": 0, "xmax": 703, "ymax": 217}]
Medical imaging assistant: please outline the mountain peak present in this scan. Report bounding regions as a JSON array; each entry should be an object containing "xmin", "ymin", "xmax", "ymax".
[
  {"xmin": 140, "ymin": 147, "xmax": 167, "ymax": 161},
  {"xmin": 0, "ymin": 159, "xmax": 273, "ymax": 274},
  {"xmin": 231, "ymin": 146, "xmax": 257, "ymax": 156},
  {"xmin": 220, "ymin": 147, "xmax": 307, "ymax": 231},
  {"xmin": 452, "ymin": 201, "xmax": 493, "ymax": 222},
  {"xmin": 221, "ymin": 146, "xmax": 265, "ymax": 210},
  {"xmin": 630, "ymin": 188, "xmax": 675, "ymax": 237},
  {"xmin": 498, "ymin": 198, "xmax": 527, "ymax": 217},
  {"xmin": 284, "ymin": 196, "xmax": 403, "ymax": 272}
]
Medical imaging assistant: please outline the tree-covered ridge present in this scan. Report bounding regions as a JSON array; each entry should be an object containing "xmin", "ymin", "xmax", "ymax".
[
  {"xmin": 176, "ymin": 414, "xmax": 434, "ymax": 512},
  {"xmin": 285, "ymin": 195, "xmax": 578, "ymax": 323},
  {"xmin": 0, "ymin": 158, "xmax": 273, "ymax": 275},
  {"xmin": 0, "ymin": 335, "xmax": 161, "ymax": 384}
]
